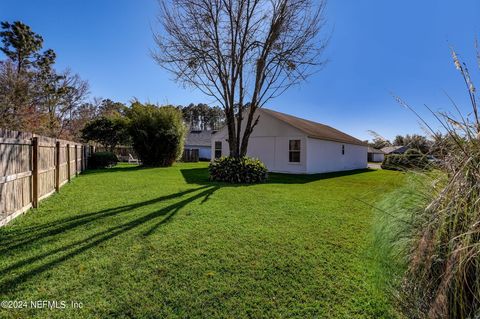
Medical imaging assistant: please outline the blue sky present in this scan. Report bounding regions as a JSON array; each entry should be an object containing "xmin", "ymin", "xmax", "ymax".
[{"xmin": 2, "ymin": 0, "xmax": 479, "ymax": 141}]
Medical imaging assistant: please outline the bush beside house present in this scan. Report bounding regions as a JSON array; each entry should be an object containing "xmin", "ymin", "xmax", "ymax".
[{"xmin": 209, "ymin": 157, "xmax": 268, "ymax": 183}]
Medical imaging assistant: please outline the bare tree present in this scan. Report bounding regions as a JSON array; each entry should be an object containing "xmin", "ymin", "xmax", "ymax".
[
  {"xmin": 153, "ymin": 0, "xmax": 328, "ymax": 157},
  {"xmin": 34, "ymin": 68, "xmax": 89, "ymax": 138},
  {"xmin": 0, "ymin": 60, "xmax": 33, "ymax": 130},
  {"xmin": 0, "ymin": 21, "xmax": 90, "ymax": 139}
]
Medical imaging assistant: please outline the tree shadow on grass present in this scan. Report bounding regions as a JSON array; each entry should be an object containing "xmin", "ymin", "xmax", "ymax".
[
  {"xmin": 181, "ymin": 167, "xmax": 377, "ymax": 186},
  {"xmin": 0, "ymin": 185, "xmax": 219, "ymax": 291},
  {"xmin": 269, "ymin": 168, "xmax": 377, "ymax": 184},
  {"xmin": 0, "ymin": 186, "xmax": 208, "ymax": 251}
]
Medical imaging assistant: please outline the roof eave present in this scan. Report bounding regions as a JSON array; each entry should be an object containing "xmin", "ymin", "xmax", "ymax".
[{"xmin": 307, "ymin": 135, "xmax": 367, "ymax": 146}]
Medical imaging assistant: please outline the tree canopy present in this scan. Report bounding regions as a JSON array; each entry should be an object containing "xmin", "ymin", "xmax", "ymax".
[
  {"xmin": 81, "ymin": 116, "xmax": 130, "ymax": 151},
  {"xmin": 0, "ymin": 20, "xmax": 89, "ymax": 139},
  {"xmin": 0, "ymin": 21, "xmax": 45, "ymax": 73},
  {"xmin": 179, "ymin": 103, "xmax": 224, "ymax": 130},
  {"xmin": 393, "ymin": 134, "xmax": 431, "ymax": 154},
  {"xmin": 127, "ymin": 102, "xmax": 187, "ymax": 166},
  {"xmin": 154, "ymin": 0, "xmax": 329, "ymax": 157}
]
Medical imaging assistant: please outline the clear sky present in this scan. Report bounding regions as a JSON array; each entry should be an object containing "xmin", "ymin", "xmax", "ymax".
[{"xmin": 1, "ymin": 0, "xmax": 479, "ymax": 141}]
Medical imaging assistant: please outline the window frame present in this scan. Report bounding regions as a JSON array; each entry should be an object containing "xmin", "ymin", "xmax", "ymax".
[
  {"xmin": 214, "ymin": 141, "xmax": 222, "ymax": 159},
  {"xmin": 288, "ymin": 139, "xmax": 301, "ymax": 163}
]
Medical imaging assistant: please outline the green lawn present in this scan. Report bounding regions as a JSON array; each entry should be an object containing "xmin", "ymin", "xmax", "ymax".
[{"xmin": 0, "ymin": 163, "xmax": 404, "ymax": 318}]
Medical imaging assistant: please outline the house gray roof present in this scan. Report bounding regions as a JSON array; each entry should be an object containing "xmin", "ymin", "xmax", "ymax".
[
  {"xmin": 259, "ymin": 108, "xmax": 366, "ymax": 146},
  {"xmin": 185, "ymin": 130, "xmax": 213, "ymax": 147},
  {"xmin": 368, "ymin": 146, "xmax": 385, "ymax": 154},
  {"xmin": 381, "ymin": 145, "xmax": 409, "ymax": 154}
]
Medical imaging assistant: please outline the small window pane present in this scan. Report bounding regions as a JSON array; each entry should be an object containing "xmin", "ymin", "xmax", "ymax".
[
  {"xmin": 289, "ymin": 140, "xmax": 300, "ymax": 151},
  {"xmin": 289, "ymin": 151, "xmax": 300, "ymax": 163},
  {"xmin": 215, "ymin": 141, "xmax": 222, "ymax": 159},
  {"xmin": 289, "ymin": 140, "xmax": 301, "ymax": 163}
]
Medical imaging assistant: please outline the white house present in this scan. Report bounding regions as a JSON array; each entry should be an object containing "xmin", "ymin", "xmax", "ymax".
[
  {"xmin": 211, "ymin": 108, "xmax": 368, "ymax": 174},
  {"xmin": 367, "ymin": 147, "xmax": 385, "ymax": 162},
  {"xmin": 185, "ymin": 130, "xmax": 213, "ymax": 160}
]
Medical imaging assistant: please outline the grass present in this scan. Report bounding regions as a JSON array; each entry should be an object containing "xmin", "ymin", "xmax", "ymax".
[
  {"xmin": 368, "ymin": 173, "xmax": 435, "ymax": 307},
  {"xmin": 0, "ymin": 163, "xmax": 404, "ymax": 318}
]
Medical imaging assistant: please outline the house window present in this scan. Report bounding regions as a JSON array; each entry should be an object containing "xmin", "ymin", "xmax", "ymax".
[
  {"xmin": 214, "ymin": 141, "xmax": 222, "ymax": 159},
  {"xmin": 289, "ymin": 140, "xmax": 301, "ymax": 163},
  {"xmin": 342, "ymin": 145, "xmax": 345, "ymax": 155}
]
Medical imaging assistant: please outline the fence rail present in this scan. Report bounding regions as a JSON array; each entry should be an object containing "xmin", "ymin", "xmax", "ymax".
[{"xmin": 0, "ymin": 129, "xmax": 90, "ymax": 226}]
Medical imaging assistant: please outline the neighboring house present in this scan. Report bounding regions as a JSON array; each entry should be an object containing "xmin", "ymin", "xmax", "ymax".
[
  {"xmin": 367, "ymin": 147, "xmax": 385, "ymax": 162},
  {"xmin": 185, "ymin": 130, "xmax": 214, "ymax": 160},
  {"xmin": 211, "ymin": 108, "xmax": 367, "ymax": 174},
  {"xmin": 381, "ymin": 145, "xmax": 409, "ymax": 155}
]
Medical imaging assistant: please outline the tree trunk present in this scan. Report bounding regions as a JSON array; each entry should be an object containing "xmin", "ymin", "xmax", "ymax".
[
  {"xmin": 226, "ymin": 107, "xmax": 239, "ymax": 158},
  {"xmin": 239, "ymin": 106, "xmax": 260, "ymax": 157}
]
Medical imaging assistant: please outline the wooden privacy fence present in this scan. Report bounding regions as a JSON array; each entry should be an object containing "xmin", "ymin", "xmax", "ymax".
[{"xmin": 0, "ymin": 129, "xmax": 90, "ymax": 226}]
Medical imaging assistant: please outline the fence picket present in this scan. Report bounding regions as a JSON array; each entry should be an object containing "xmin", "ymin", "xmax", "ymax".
[
  {"xmin": 32, "ymin": 137, "xmax": 39, "ymax": 208},
  {"xmin": 0, "ymin": 129, "xmax": 88, "ymax": 226}
]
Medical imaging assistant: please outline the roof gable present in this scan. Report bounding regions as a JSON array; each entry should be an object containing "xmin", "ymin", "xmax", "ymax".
[
  {"xmin": 368, "ymin": 146, "xmax": 385, "ymax": 154},
  {"xmin": 381, "ymin": 145, "xmax": 409, "ymax": 154},
  {"xmin": 185, "ymin": 130, "xmax": 213, "ymax": 147}
]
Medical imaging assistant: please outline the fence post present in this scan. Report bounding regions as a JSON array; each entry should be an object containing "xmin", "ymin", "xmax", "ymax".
[
  {"xmin": 86, "ymin": 145, "xmax": 89, "ymax": 169},
  {"xmin": 32, "ymin": 137, "xmax": 39, "ymax": 208},
  {"xmin": 83, "ymin": 145, "xmax": 87, "ymax": 170},
  {"xmin": 55, "ymin": 141, "xmax": 60, "ymax": 192},
  {"xmin": 86, "ymin": 145, "xmax": 90, "ymax": 168},
  {"xmin": 81, "ymin": 145, "xmax": 85, "ymax": 171},
  {"xmin": 66, "ymin": 144, "xmax": 71, "ymax": 182},
  {"xmin": 75, "ymin": 145, "xmax": 78, "ymax": 176}
]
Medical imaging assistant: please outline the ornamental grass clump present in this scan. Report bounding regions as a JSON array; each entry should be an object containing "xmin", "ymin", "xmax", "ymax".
[
  {"xmin": 395, "ymin": 48, "xmax": 480, "ymax": 319},
  {"xmin": 381, "ymin": 149, "xmax": 430, "ymax": 171}
]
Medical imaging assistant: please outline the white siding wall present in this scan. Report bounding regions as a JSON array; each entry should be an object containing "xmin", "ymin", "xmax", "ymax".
[
  {"xmin": 211, "ymin": 109, "xmax": 367, "ymax": 174},
  {"xmin": 306, "ymin": 138, "xmax": 368, "ymax": 173},
  {"xmin": 372, "ymin": 153, "xmax": 384, "ymax": 162},
  {"xmin": 248, "ymin": 136, "xmax": 307, "ymax": 173},
  {"xmin": 211, "ymin": 110, "xmax": 308, "ymax": 173},
  {"xmin": 198, "ymin": 146, "xmax": 211, "ymax": 160}
]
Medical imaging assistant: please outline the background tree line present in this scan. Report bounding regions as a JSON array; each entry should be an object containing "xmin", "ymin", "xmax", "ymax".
[
  {"xmin": 0, "ymin": 21, "xmax": 225, "ymax": 142},
  {"xmin": 0, "ymin": 21, "xmax": 89, "ymax": 140},
  {"xmin": 368, "ymin": 131, "xmax": 436, "ymax": 155},
  {"xmin": 179, "ymin": 103, "xmax": 224, "ymax": 131}
]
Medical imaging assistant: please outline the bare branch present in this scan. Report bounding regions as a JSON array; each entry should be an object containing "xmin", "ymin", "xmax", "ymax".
[{"xmin": 153, "ymin": 0, "xmax": 329, "ymax": 157}]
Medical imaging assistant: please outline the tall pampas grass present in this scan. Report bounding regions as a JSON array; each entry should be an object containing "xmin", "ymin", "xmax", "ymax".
[{"xmin": 396, "ymin": 47, "xmax": 480, "ymax": 319}]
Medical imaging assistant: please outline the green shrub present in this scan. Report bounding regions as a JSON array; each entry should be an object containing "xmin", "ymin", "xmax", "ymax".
[
  {"xmin": 381, "ymin": 149, "xmax": 429, "ymax": 171},
  {"xmin": 127, "ymin": 103, "xmax": 186, "ymax": 167},
  {"xmin": 81, "ymin": 116, "xmax": 130, "ymax": 152},
  {"xmin": 88, "ymin": 152, "xmax": 118, "ymax": 169},
  {"xmin": 209, "ymin": 157, "xmax": 268, "ymax": 183}
]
